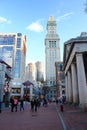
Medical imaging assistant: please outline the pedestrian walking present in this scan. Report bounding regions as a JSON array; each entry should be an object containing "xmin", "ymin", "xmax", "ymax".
[
  {"xmin": 43, "ymin": 98, "xmax": 47, "ymax": 107},
  {"xmin": 34, "ymin": 97, "xmax": 38, "ymax": 112},
  {"xmin": 10, "ymin": 96, "xmax": 14, "ymax": 112},
  {"xmin": 60, "ymin": 97, "xmax": 64, "ymax": 112},
  {"xmin": 0, "ymin": 101, "xmax": 2, "ymax": 113},
  {"xmin": 20, "ymin": 97, "xmax": 24, "ymax": 111},
  {"xmin": 30, "ymin": 98, "xmax": 34, "ymax": 112},
  {"xmin": 14, "ymin": 97, "xmax": 18, "ymax": 112},
  {"xmin": 37, "ymin": 98, "xmax": 41, "ymax": 107},
  {"xmin": 56, "ymin": 98, "xmax": 58, "ymax": 104}
]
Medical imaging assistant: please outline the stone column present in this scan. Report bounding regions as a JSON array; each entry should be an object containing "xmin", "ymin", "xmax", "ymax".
[
  {"xmin": 67, "ymin": 70, "xmax": 73, "ymax": 103},
  {"xmin": 76, "ymin": 53, "xmax": 87, "ymax": 107},
  {"xmin": 30, "ymin": 86, "xmax": 33, "ymax": 101},
  {"xmin": 71, "ymin": 63, "xmax": 79, "ymax": 104},
  {"xmin": 65, "ymin": 74, "xmax": 69, "ymax": 102}
]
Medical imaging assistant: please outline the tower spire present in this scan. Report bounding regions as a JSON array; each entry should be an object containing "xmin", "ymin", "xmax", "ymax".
[{"xmin": 48, "ymin": 15, "xmax": 54, "ymax": 21}]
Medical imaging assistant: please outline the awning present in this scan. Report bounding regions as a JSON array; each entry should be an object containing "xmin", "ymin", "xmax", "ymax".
[{"xmin": 22, "ymin": 80, "xmax": 34, "ymax": 87}]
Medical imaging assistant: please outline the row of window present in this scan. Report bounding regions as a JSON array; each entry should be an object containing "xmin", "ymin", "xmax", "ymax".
[
  {"xmin": 0, "ymin": 40, "xmax": 14, "ymax": 45},
  {"xmin": 14, "ymin": 50, "xmax": 21, "ymax": 78},
  {"xmin": 0, "ymin": 37, "xmax": 21, "ymax": 48},
  {"xmin": 17, "ymin": 38, "xmax": 21, "ymax": 48},
  {"xmin": 49, "ymin": 41, "xmax": 56, "ymax": 48},
  {"xmin": 11, "ymin": 88, "xmax": 21, "ymax": 93},
  {"xmin": 57, "ymin": 64, "xmax": 63, "ymax": 71}
]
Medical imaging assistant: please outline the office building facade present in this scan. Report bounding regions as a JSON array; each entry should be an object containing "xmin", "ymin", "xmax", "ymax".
[
  {"xmin": 55, "ymin": 62, "xmax": 65, "ymax": 99},
  {"xmin": 26, "ymin": 63, "xmax": 36, "ymax": 82},
  {"xmin": 35, "ymin": 61, "xmax": 44, "ymax": 82},
  {"xmin": 0, "ymin": 33, "xmax": 26, "ymax": 99}
]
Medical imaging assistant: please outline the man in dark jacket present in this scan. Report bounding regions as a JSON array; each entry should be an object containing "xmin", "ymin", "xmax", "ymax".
[
  {"xmin": 10, "ymin": 97, "xmax": 14, "ymax": 112},
  {"xmin": 34, "ymin": 97, "xmax": 38, "ymax": 112}
]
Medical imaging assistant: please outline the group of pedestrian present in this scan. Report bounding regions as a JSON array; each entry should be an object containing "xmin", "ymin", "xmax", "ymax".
[
  {"xmin": 0, "ymin": 96, "xmax": 48, "ymax": 114},
  {"xmin": 30, "ymin": 97, "xmax": 39, "ymax": 112},
  {"xmin": 10, "ymin": 96, "xmax": 24, "ymax": 112}
]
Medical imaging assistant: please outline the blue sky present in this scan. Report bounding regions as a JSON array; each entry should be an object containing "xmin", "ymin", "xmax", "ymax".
[{"xmin": 0, "ymin": 0, "xmax": 87, "ymax": 65}]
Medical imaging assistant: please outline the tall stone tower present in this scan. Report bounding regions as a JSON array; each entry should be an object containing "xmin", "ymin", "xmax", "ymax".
[{"xmin": 45, "ymin": 16, "xmax": 60, "ymax": 99}]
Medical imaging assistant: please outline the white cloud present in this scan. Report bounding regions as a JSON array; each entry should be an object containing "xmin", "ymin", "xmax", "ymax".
[
  {"xmin": 0, "ymin": 16, "xmax": 11, "ymax": 24},
  {"xmin": 26, "ymin": 21, "xmax": 43, "ymax": 32},
  {"xmin": 56, "ymin": 12, "xmax": 74, "ymax": 21}
]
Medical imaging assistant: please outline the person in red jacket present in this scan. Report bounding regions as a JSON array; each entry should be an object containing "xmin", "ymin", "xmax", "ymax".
[{"xmin": 14, "ymin": 97, "xmax": 18, "ymax": 112}]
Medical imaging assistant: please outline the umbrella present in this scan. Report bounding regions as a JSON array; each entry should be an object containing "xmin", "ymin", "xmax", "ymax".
[{"xmin": 22, "ymin": 80, "xmax": 34, "ymax": 87}]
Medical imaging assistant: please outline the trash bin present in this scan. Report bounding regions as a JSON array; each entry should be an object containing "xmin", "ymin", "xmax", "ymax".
[{"xmin": 60, "ymin": 104, "xmax": 64, "ymax": 112}]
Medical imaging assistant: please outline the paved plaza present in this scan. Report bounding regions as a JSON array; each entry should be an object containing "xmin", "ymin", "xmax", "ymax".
[
  {"xmin": 0, "ymin": 103, "xmax": 63, "ymax": 130},
  {"xmin": 0, "ymin": 102, "xmax": 87, "ymax": 130}
]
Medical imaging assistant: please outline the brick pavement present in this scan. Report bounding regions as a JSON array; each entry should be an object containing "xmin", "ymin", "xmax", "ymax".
[
  {"xmin": 0, "ymin": 103, "xmax": 63, "ymax": 130},
  {"xmin": 57, "ymin": 103, "xmax": 87, "ymax": 130}
]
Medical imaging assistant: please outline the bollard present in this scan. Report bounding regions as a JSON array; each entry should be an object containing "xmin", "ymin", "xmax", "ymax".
[{"xmin": 60, "ymin": 104, "xmax": 64, "ymax": 112}]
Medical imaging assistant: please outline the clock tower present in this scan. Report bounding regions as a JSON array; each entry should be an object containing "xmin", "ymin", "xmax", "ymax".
[{"xmin": 45, "ymin": 16, "xmax": 60, "ymax": 99}]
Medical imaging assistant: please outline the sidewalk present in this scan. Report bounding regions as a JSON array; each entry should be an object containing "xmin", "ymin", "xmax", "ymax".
[
  {"xmin": 57, "ymin": 103, "xmax": 87, "ymax": 130},
  {"xmin": 0, "ymin": 103, "xmax": 63, "ymax": 130}
]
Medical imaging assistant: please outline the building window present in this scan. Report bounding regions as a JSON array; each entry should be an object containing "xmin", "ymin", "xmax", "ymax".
[
  {"xmin": 62, "ymin": 90, "xmax": 65, "ymax": 94},
  {"xmin": 49, "ymin": 41, "xmax": 56, "ymax": 48},
  {"xmin": 17, "ymin": 33, "xmax": 22, "ymax": 36},
  {"xmin": 17, "ymin": 38, "xmax": 21, "ymax": 48},
  {"xmin": 11, "ymin": 88, "xmax": 21, "ymax": 94},
  {"xmin": 0, "ymin": 37, "xmax": 14, "ymax": 45},
  {"xmin": 14, "ymin": 50, "xmax": 21, "ymax": 78},
  {"xmin": 57, "ymin": 64, "xmax": 63, "ymax": 71}
]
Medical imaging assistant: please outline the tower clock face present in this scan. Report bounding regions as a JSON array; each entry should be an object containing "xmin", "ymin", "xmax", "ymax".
[{"xmin": 47, "ymin": 26, "xmax": 56, "ymax": 34}]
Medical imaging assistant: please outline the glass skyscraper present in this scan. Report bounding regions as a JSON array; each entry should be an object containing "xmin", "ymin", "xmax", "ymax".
[
  {"xmin": 0, "ymin": 33, "xmax": 26, "ymax": 79},
  {"xmin": 0, "ymin": 33, "xmax": 26, "ymax": 99}
]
